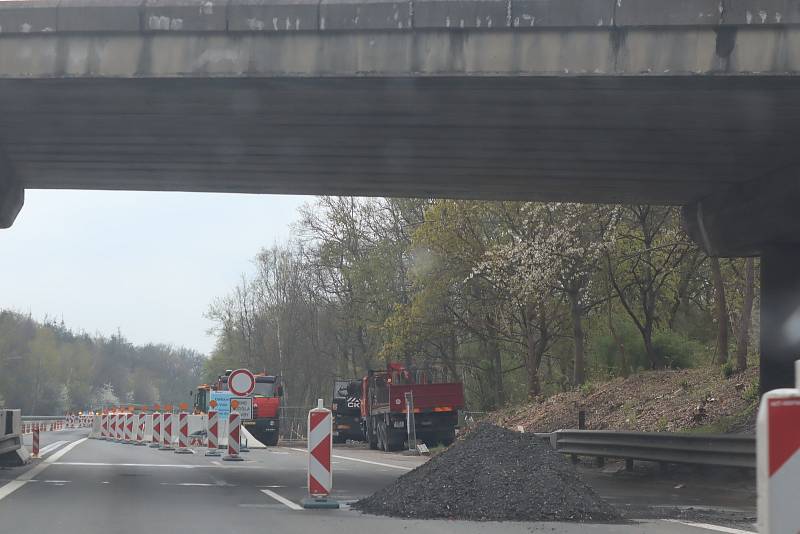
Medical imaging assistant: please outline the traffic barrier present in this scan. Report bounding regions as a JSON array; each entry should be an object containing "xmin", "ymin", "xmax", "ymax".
[
  {"xmin": 175, "ymin": 412, "xmax": 192, "ymax": 454},
  {"xmin": 101, "ymin": 414, "xmax": 108, "ymax": 439},
  {"xmin": 135, "ymin": 414, "xmax": 146, "ymax": 445},
  {"xmin": 32, "ymin": 424, "xmax": 40, "ymax": 458},
  {"xmin": 150, "ymin": 412, "xmax": 161, "ymax": 448},
  {"xmin": 223, "ymin": 410, "xmax": 244, "ymax": 462},
  {"xmin": 757, "ymin": 359, "xmax": 800, "ymax": 533},
  {"xmin": 302, "ymin": 399, "xmax": 338, "ymax": 508},
  {"xmin": 206, "ymin": 410, "xmax": 220, "ymax": 456},
  {"xmin": 125, "ymin": 412, "xmax": 135, "ymax": 444},
  {"xmin": 160, "ymin": 411, "xmax": 175, "ymax": 451}
]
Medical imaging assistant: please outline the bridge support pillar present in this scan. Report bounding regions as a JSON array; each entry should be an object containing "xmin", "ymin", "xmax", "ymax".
[
  {"xmin": 760, "ymin": 245, "xmax": 800, "ymax": 394},
  {"xmin": 0, "ymin": 180, "xmax": 23, "ymax": 228}
]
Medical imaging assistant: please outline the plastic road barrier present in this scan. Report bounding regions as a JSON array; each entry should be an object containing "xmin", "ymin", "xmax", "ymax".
[
  {"xmin": 115, "ymin": 413, "xmax": 123, "ymax": 442},
  {"xmin": 160, "ymin": 411, "xmax": 175, "ymax": 451},
  {"xmin": 32, "ymin": 424, "xmax": 39, "ymax": 458},
  {"xmin": 757, "ymin": 359, "xmax": 800, "ymax": 533},
  {"xmin": 206, "ymin": 410, "xmax": 221, "ymax": 457},
  {"xmin": 150, "ymin": 412, "xmax": 161, "ymax": 448},
  {"xmin": 175, "ymin": 411, "xmax": 192, "ymax": 454},
  {"xmin": 125, "ymin": 412, "xmax": 134, "ymax": 444},
  {"xmin": 223, "ymin": 409, "xmax": 244, "ymax": 462},
  {"xmin": 101, "ymin": 414, "xmax": 108, "ymax": 440},
  {"xmin": 135, "ymin": 414, "xmax": 146, "ymax": 446},
  {"xmin": 302, "ymin": 399, "xmax": 339, "ymax": 509}
]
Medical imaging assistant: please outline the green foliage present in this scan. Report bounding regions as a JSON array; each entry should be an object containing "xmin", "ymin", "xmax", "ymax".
[
  {"xmin": 721, "ymin": 361, "xmax": 735, "ymax": 379},
  {"xmin": 0, "ymin": 311, "xmax": 203, "ymax": 415},
  {"xmin": 652, "ymin": 330, "xmax": 706, "ymax": 369}
]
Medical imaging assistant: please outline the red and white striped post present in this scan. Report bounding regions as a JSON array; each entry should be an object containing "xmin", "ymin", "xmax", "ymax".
[
  {"xmin": 135, "ymin": 413, "xmax": 146, "ymax": 445},
  {"xmin": 223, "ymin": 401, "xmax": 244, "ymax": 462},
  {"xmin": 125, "ymin": 412, "xmax": 135, "ymax": 444},
  {"xmin": 757, "ymin": 359, "xmax": 800, "ymax": 533},
  {"xmin": 160, "ymin": 407, "xmax": 175, "ymax": 451},
  {"xmin": 100, "ymin": 413, "xmax": 107, "ymax": 439},
  {"xmin": 302, "ymin": 399, "xmax": 338, "ymax": 509},
  {"xmin": 112, "ymin": 412, "xmax": 120, "ymax": 441},
  {"xmin": 150, "ymin": 411, "xmax": 161, "ymax": 448},
  {"xmin": 32, "ymin": 423, "xmax": 40, "ymax": 458},
  {"xmin": 205, "ymin": 406, "xmax": 221, "ymax": 457},
  {"xmin": 175, "ymin": 405, "xmax": 192, "ymax": 454}
]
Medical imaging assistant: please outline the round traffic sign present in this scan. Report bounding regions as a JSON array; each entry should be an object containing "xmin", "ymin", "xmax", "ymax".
[{"xmin": 228, "ymin": 368, "xmax": 255, "ymax": 397}]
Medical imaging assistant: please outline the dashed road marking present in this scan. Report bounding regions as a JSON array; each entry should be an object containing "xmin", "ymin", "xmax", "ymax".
[
  {"xmin": 261, "ymin": 488, "xmax": 302, "ymax": 510},
  {"xmin": 662, "ymin": 519, "xmax": 756, "ymax": 533},
  {"xmin": 39, "ymin": 441, "xmax": 68, "ymax": 456},
  {"xmin": 287, "ymin": 448, "xmax": 412, "ymax": 471}
]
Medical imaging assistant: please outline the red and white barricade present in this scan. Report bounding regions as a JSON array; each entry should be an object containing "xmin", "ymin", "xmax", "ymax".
[
  {"xmin": 205, "ymin": 410, "xmax": 221, "ymax": 456},
  {"xmin": 125, "ymin": 413, "xmax": 135, "ymax": 444},
  {"xmin": 302, "ymin": 399, "xmax": 338, "ymax": 508},
  {"xmin": 100, "ymin": 414, "xmax": 108, "ymax": 439},
  {"xmin": 135, "ymin": 413, "xmax": 146, "ymax": 445},
  {"xmin": 160, "ymin": 412, "xmax": 174, "ymax": 450},
  {"xmin": 175, "ymin": 412, "xmax": 192, "ymax": 454},
  {"xmin": 32, "ymin": 424, "xmax": 40, "ymax": 458},
  {"xmin": 150, "ymin": 412, "xmax": 161, "ymax": 448},
  {"xmin": 757, "ymin": 359, "xmax": 800, "ymax": 533},
  {"xmin": 223, "ymin": 411, "xmax": 244, "ymax": 461}
]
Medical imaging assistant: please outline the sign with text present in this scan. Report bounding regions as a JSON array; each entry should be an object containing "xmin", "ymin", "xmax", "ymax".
[{"xmin": 209, "ymin": 391, "xmax": 253, "ymax": 420}]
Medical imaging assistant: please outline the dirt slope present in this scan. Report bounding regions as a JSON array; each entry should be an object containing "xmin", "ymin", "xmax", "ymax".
[{"xmin": 484, "ymin": 366, "xmax": 759, "ymax": 434}]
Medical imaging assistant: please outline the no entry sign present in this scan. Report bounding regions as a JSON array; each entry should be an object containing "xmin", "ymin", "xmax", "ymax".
[{"xmin": 228, "ymin": 369, "xmax": 255, "ymax": 397}]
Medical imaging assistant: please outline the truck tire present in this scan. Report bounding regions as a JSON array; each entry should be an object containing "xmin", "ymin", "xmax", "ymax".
[
  {"xmin": 368, "ymin": 425, "xmax": 379, "ymax": 450},
  {"xmin": 264, "ymin": 432, "xmax": 279, "ymax": 447},
  {"xmin": 385, "ymin": 429, "xmax": 404, "ymax": 452},
  {"xmin": 440, "ymin": 429, "xmax": 456, "ymax": 447}
]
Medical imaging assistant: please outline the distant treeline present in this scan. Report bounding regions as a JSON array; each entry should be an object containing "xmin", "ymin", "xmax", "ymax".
[{"xmin": 0, "ymin": 311, "xmax": 204, "ymax": 415}]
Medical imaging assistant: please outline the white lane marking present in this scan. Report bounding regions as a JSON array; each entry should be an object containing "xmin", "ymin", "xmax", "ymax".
[
  {"xmin": 39, "ymin": 441, "xmax": 68, "ymax": 456},
  {"xmin": 288, "ymin": 448, "xmax": 412, "ymax": 471},
  {"xmin": 45, "ymin": 438, "xmax": 87, "ymax": 464},
  {"xmin": 662, "ymin": 520, "xmax": 756, "ymax": 533},
  {"xmin": 160, "ymin": 482, "xmax": 217, "ymax": 487},
  {"xmin": 55, "ymin": 462, "xmax": 196, "ymax": 468},
  {"xmin": 0, "ymin": 438, "xmax": 87, "ymax": 502},
  {"xmin": 260, "ymin": 489, "xmax": 302, "ymax": 510}
]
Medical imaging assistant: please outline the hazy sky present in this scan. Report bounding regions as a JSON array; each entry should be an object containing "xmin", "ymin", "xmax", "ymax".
[{"xmin": 0, "ymin": 190, "xmax": 308, "ymax": 355}]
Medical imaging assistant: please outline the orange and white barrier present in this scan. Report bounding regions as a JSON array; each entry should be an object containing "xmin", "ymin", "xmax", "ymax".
[
  {"xmin": 757, "ymin": 359, "xmax": 800, "ymax": 533},
  {"xmin": 223, "ymin": 411, "xmax": 243, "ymax": 462},
  {"xmin": 135, "ymin": 414, "xmax": 145, "ymax": 445},
  {"xmin": 206, "ymin": 410, "xmax": 220, "ymax": 456},
  {"xmin": 160, "ymin": 412, "xmax": 175, "ymax": 451}
]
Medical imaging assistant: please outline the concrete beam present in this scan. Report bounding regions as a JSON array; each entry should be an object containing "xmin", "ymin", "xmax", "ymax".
[
  {"xmin": 0, "ymin": 180, "xmax": 23, "ymax": 229},
  {"xmin": 682, "ymin": 168, "xmax": 800, "ymax": 257}
]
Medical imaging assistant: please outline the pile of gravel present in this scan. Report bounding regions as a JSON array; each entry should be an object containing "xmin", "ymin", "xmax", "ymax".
[{"xmin": 353, "ymin": 423, "xmax": 621, "ymax": 522}]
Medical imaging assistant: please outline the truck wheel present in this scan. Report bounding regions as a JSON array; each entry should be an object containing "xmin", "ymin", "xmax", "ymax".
[
  {"xmin": 385, "ymin": 429, "xmax": 403, "ymax": 452},
  {"xmin": 440, "ymin": 429, "xmax": 456, "ymax": 447},
  {"xmin": 367, "ymin": 425, "xmax": 379, "ymax": 450},
  {"xmin": 265, "ymin": 433, "xmax": 279, "ymax": 447}
]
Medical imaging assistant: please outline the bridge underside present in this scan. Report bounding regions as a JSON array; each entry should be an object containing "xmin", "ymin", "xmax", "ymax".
[{"xmin": 2, "ymin": 75, "xmax": 798, "ymax": 206}]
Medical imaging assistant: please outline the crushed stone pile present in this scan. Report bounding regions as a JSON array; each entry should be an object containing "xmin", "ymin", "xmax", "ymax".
[{"xmin": 353, "ymin": 423, "xmax": 621, "ymax": 522}]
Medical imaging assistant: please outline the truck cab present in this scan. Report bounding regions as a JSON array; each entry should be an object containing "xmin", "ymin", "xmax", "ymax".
[{"xmin": 332, "ymin": 379, "xmax": 364, "ymax": 443}]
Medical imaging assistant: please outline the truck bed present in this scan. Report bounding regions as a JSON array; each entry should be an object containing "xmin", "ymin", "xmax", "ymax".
[{"xmin": 374, "ymin": 383, "xmax": 464, "ymax": 413}]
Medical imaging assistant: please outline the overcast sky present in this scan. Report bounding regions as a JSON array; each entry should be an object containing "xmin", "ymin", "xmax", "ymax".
[{"xmin": 0, "ymin": 190, "xmax": 308, "ymax": 355}]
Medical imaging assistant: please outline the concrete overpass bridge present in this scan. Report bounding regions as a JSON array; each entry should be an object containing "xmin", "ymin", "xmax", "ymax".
[{"xmin": 1, "ymin": 0, "xmax": 799, "ymax": 391}]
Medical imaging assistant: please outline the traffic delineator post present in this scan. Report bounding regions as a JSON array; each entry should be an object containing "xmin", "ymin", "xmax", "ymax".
[
  {"xmin": 175, "ymin": 405, "xmax": 193, "ymax": 454},
  {"xmin": 150, "ymin": 412, "xmax": 161, "ymax": 448},
  {"xmin": 160, "ymin": 407, "xmax": 175, "ymax": 451},
  {"xmin": 125, "ymin": 412, "xmax": 135, "ymax": 444},
  {"xmin": 205, "ymin": 404, "xmax": 221, "ymax": 457},
  {"xmin": 757, "ymin": 359, "xmax": 800, "ymax": 533},
  {"xmin": 100, "ymin": 413, "xmax": 108, "ymax": 440},
  {"xmin": 32, "ymin": 423, "xmax": 40, "ymax": 458},
  {"xmin": 302, "ymin": 399, "xmax": 339, "ymax": 509},
  {"xmin": 223, "ymin": 400, "xmax": 244, "ymax": 462},
  {"xmin": 115, "ymin": 412, "xmax": 123, "ymax": 442},
  {"xmin": 135, "ymin": 413, "xmax": 146, "ymax": 445}
]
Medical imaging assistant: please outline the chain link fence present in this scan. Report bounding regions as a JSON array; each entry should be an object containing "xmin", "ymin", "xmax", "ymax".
[{"xmin": 279, "ymin": 406, "xmax": 310, "ymax": 441}]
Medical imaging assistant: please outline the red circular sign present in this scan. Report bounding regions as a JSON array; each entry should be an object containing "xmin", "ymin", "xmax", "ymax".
[{"xmin": 228, "ymin": 368, "xmax": 255, "ymax": 397}]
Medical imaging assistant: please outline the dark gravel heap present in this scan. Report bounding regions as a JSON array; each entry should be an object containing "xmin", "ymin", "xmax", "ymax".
[{"xmin": 353, "ymin": 423, "xmax": 621, "ymax": 522}]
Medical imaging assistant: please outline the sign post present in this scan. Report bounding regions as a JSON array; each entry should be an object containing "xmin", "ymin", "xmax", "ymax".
[
  {"xmin": 757, "ymin": 359, "xmax": 800, "ymax": 533},
  {"xmin": 302, "ymin": 399, "xmax": 339, "ymax": 509},
  {"xmin": 223, "ymin": 400, "xmax": 244, "ymax": 462}
]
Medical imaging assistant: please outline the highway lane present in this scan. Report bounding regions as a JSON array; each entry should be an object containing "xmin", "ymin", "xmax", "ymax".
[{"xmin": 0, "ymin": 435, "xmax": 756, "ymax": 534}]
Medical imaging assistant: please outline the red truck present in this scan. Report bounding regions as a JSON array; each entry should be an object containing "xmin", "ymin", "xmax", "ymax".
[
  {"xmin": 194, "ymin": 370, "xmax": 283, "ymax": 446},
  {"xmin": 359, "ymin": 363, "xmax": 464, "ymax": 451}
]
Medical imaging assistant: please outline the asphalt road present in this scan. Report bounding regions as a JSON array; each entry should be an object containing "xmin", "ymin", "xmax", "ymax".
[{"xmin": 0, "ymin": 429, "xmax": 756, "ymax": 534}]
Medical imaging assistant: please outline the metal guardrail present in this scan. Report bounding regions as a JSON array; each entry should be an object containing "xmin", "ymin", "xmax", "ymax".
[{"xmin": 542, "ymin": 429, "xmax": 755, "ymax": 468}]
